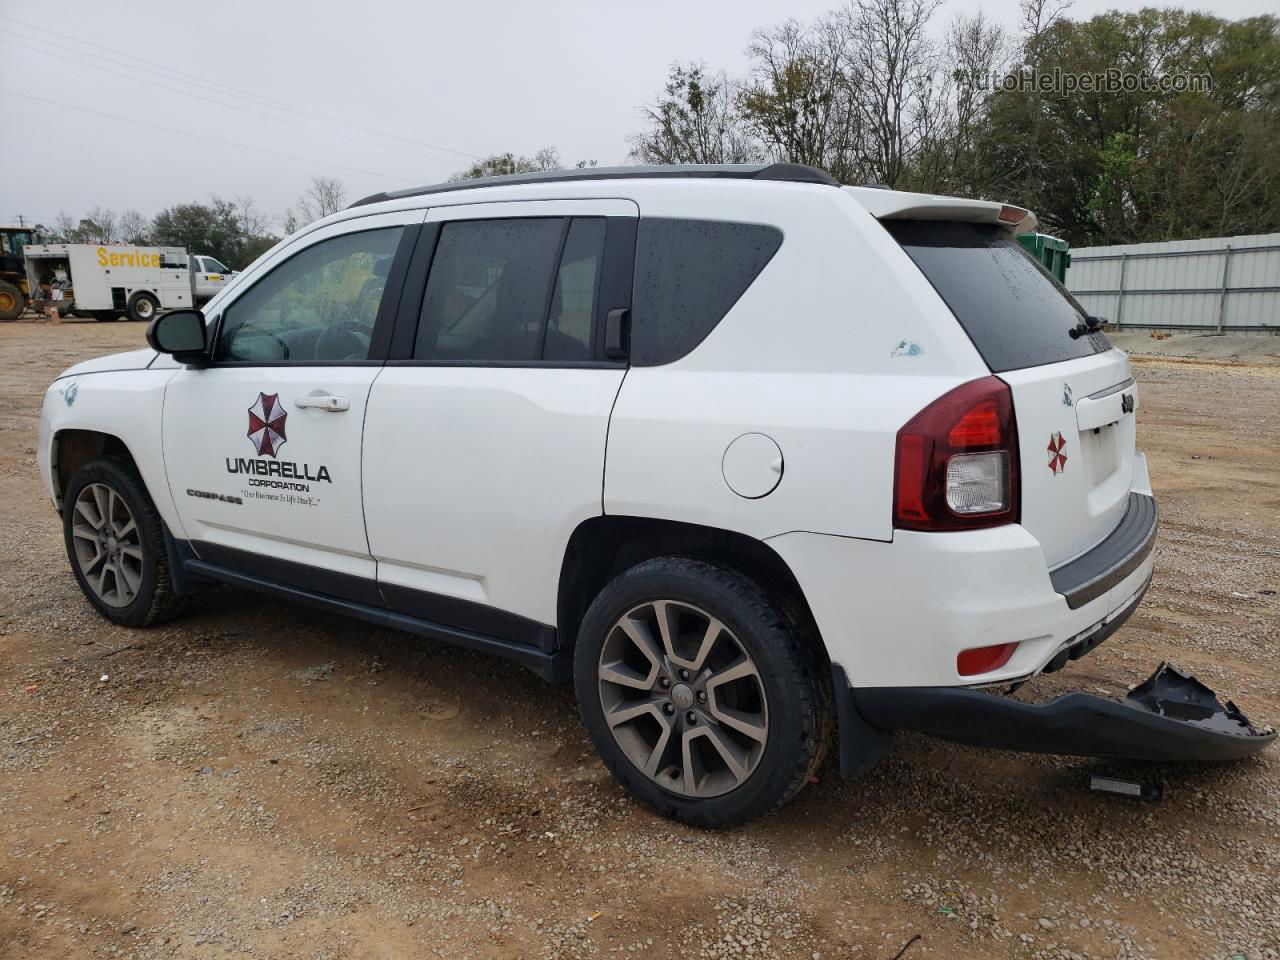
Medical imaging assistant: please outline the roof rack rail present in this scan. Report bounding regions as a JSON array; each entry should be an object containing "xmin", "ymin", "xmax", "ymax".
[{"xmin": 348, "ymin": 163, "xmax": 839, "ymax": 209}]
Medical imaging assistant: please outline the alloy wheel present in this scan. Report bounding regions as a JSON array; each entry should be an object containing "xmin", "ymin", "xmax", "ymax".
[
  {"xmin": 71, "ymin": 482, "xmax": 143, "ymax": 607},
  {"xmin": 597, "ymin": 600, "xmax": 769, "ymax": 798}
]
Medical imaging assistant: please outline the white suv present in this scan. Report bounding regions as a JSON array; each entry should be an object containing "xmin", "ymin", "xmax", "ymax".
[{"xmin": 37, "ymin": 164, "xmax": 1271, "ymax": 826}]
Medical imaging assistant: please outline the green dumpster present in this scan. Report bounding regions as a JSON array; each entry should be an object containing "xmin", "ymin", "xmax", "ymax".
[{"xmin": 1018, "ymin": 232, "xmax": 1071, "ymax": 283}]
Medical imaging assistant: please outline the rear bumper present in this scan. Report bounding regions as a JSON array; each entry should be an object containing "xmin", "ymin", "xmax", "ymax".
[
  {"xmin": 766, "ymin": 458, "xmax": 1158, "ymax": 688},
  {"xmin": 833, "ymin": 661, "xmax": 1276, "ymax": 778}
]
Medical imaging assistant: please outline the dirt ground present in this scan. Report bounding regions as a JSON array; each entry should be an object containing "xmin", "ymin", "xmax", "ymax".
[{"xmin": 2, "ymin": 318, "xmax": 1278, "ymax": 960}]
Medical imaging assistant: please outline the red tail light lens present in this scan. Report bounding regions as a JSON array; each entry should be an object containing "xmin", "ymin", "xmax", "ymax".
[
  {"xmin": 957, "ymin": 642, "xmax": 1018, "ymax": 676},
  {"xmin": 894, "ymin": 376, "xmax": 1019, "ymax": 531}
]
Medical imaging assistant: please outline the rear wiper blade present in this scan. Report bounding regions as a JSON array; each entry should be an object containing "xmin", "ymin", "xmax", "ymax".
[{"xmin": 1069, "ymin": 315, "xmax": 1105, "ymax": 339}]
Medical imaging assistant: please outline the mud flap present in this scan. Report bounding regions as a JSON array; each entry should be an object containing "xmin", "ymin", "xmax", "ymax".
[{"xmin": 841, "ymin": 661, "xmax": 1275, "ymax": 774}]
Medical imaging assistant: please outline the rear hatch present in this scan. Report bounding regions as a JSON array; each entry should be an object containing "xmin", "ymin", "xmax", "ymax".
[{"xmin": 883, "ymin": 218, "xmax": 1135, "ymax": 570}]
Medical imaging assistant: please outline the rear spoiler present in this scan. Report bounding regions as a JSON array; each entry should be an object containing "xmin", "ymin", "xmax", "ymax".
[{"xmin": 845, "ymin": 186, "xmax": 1036, "ymax": 235}]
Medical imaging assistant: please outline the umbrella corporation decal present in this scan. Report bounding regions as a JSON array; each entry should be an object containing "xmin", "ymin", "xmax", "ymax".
[{"xmin": 186, "ymin": 392, "xmax": 333, "ymax": 509}]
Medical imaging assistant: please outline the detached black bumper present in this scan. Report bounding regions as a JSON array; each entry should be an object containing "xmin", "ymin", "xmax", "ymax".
[{"xmin": 834, "ymin": 662, "xmax": 1275, "ymax": 778}]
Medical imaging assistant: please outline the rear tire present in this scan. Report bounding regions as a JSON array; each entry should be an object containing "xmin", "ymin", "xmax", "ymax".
[
  {"xmin": 0, "ymin": 280, "xmax": 24, "ymax": 321},
  {"xmin": 126, "ymin": 291, "xmax": 159, "ymax": 323},
  {"xmin": 62, "ymin": 456, "xmax": 187, "ymax": 627},
  {"xmin": 574, "ymin": 556, "xmax": 831, "ymax": 828},
  {"xmin": 93, "ymin": 311, "xmax": 121, "ymax": 322}
]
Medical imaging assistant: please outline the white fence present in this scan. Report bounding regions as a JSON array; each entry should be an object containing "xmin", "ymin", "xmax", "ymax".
[{"xmin": 1067, "ymin": 233, "xmax": 1280, "ymax": 332}]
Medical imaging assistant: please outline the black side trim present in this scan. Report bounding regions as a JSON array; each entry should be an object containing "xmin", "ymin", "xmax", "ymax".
[
  {"xmin": 366, "ymin": 222, "xmax": 422, "ymax": 361},
  {"xmin": 192, "ymin": 540, "xmax": 384, "ymax": 607},
  {"xmin": 595, "ymin": 216, "xmax": 637, "ymax": 361},
  {"xmin": 348, "ymin": 163, "xmax": 838, "ymax": 208},
  {"xmin": 387, "ymin": 222, "xmax": 441, "ymax": 361},
  {"xmin": 182, "ymin": 556, "xmax": 569, "ymax": 682},
  {"xmin": 1050, "ymin": 493, "xmax": 1158, "ymax": 609},
  {"xmin": 379, "ymin": 583, "xmax": 557, "ymax": 653}
]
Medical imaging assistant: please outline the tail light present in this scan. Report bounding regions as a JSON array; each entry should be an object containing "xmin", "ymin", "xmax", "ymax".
[{"xmin": 894, "ymin": 376, "xmax": 1019, "ymax": 531}]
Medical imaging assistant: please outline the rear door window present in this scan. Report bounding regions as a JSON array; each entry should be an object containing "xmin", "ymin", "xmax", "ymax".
[
  {"xmin": 631, "ymin": 218, "xmax": 783, "ymax": 366},
  {"xmin": 413, "ymin": 216, "xmax": 610, "ymax": 364},
  {"xmin": 414, "ymin": 218, "xmax": 562, "ymax": 363},
  {"xmin": 884, "ymin": 220, "xmax": 1110, "ymax": 373}
]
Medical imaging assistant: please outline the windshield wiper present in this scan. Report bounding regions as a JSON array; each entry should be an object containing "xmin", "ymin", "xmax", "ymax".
[{"xmin": 1069, "ymin": 315, "xmax": 1105, "ymax": 339}]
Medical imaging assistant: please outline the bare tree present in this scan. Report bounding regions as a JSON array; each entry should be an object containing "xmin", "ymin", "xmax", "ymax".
[
  {"xmin": 838, "ymin": 0, "xmax": 944, "ymax": 188},
  {"xmin": 630, "ymin": 62, "xmax": 762, "ymax": 164},
  {"xmin": 739, "ymin": 17, "xmax": 862, "ymax": 180},
  {"xmin": 930, "ymin": 9, "xmax": 1013, "ymax": 196},
  {"xmin": 296, "ymin": 177, "xmax": 348, "ymax": 224},
  {"xmin": 233, "ymin": 194, "xmax": 272, "ymax": 238},
  {"xmin": 53, "ymin": 210, "xmax": 77, "ymax": 241},
  {"xmin": 83, "ymin": 206, "xmax": 118, "ymax": 243},
  {"xmin": 118, "ymin": 209, "xmax": 151, "ymax": 244}
]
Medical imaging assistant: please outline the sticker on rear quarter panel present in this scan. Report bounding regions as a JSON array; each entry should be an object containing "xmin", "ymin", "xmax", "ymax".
[{"xmin": 1048, "ymin": 432, "xmax": 1068, "ymax": 475}]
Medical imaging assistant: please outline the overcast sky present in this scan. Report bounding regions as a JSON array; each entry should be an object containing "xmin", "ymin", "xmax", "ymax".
[{"xmin": 1, "ymin": 0, "xmax": 1275, "ymax": 232}]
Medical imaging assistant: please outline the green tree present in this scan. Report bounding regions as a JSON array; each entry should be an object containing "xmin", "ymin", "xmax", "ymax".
[
  {"xmin": 985, "ymin": 10, "xmax": 1280, "ymax": 243},
  {"xmin": 151, "ymin": 198, "xmax": 277, "ymax": 269}
]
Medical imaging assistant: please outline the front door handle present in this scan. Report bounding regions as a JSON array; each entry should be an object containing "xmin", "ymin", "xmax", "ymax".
[{"xmin": 295, "ymin": 395, "xmax": 350, "ymax": 412}]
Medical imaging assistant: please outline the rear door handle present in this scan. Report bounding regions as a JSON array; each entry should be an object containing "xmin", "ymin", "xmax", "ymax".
[{"xmin": 295, "ymin": 395, "xmax": 350, "ymax": 412}]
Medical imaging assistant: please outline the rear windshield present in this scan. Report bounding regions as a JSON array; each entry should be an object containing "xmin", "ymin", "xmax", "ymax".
[{"xmin": 883, "ymin": 220, "xmax": 1110, "ymax": 373}]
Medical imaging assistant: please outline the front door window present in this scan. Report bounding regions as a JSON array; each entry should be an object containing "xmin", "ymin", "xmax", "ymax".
[{"xmin": 215, "ymin": 227, "xmax": 403, "ymax": 363}]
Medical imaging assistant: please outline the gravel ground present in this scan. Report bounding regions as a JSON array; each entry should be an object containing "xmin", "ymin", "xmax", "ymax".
[{"xmin": 1, "ymin": 319, "xmax": 1278, "ymax": 960}]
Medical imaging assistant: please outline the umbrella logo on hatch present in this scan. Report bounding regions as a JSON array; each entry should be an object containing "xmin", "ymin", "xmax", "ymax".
[
  {"xmin": 1047, "ymin": 432, "xmax": 1068, "ymax": 475},
  {"xmin": 247, "ymin": 392, "xmax": 288, "ymax": 458}
]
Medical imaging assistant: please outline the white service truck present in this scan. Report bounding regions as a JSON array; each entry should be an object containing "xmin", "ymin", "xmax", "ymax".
[{"xmin": 22, "ymin": 243, "xmax": 234, "ymax": 322}]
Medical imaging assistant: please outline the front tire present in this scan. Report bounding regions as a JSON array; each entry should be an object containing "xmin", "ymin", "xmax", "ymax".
[
  {"xmin": 126, "ymin": 291, "xmax": 159, "ymax": 323},
  {"xmin": 574, "ymin": 556, "xmax": 831, "ymax": 827},
  {"xmin": 62, "ymin": 457, "xmax": 186, "ymax": 627}
]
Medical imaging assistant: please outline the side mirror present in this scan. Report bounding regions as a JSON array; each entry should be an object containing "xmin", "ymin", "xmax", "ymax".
[{"xmin": 145, "ymin": 309, "xmax": 209, "ymax": 365}]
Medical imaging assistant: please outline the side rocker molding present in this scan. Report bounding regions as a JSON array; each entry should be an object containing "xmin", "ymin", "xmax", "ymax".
[{"xmin": 181, "ymin": 557, "xmax": 571, "ymax": 683}]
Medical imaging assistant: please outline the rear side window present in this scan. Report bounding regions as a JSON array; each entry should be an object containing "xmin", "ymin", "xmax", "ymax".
[
  {"xmin": 631, "ymin": 218, "xmax": 783, "ymax": 366},
  {"xmin": 884, "ymin": 220, "xmax": 1110, "ymax": 373}
]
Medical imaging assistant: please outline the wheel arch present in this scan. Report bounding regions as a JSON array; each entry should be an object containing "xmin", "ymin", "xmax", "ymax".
[
  {"xmin": 51, "ymin": 429, "xmax": 139, "ymax": 511},
  {"xmin": 557, "ymin": 515, "xmax": 828, "ymax": 663}
]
